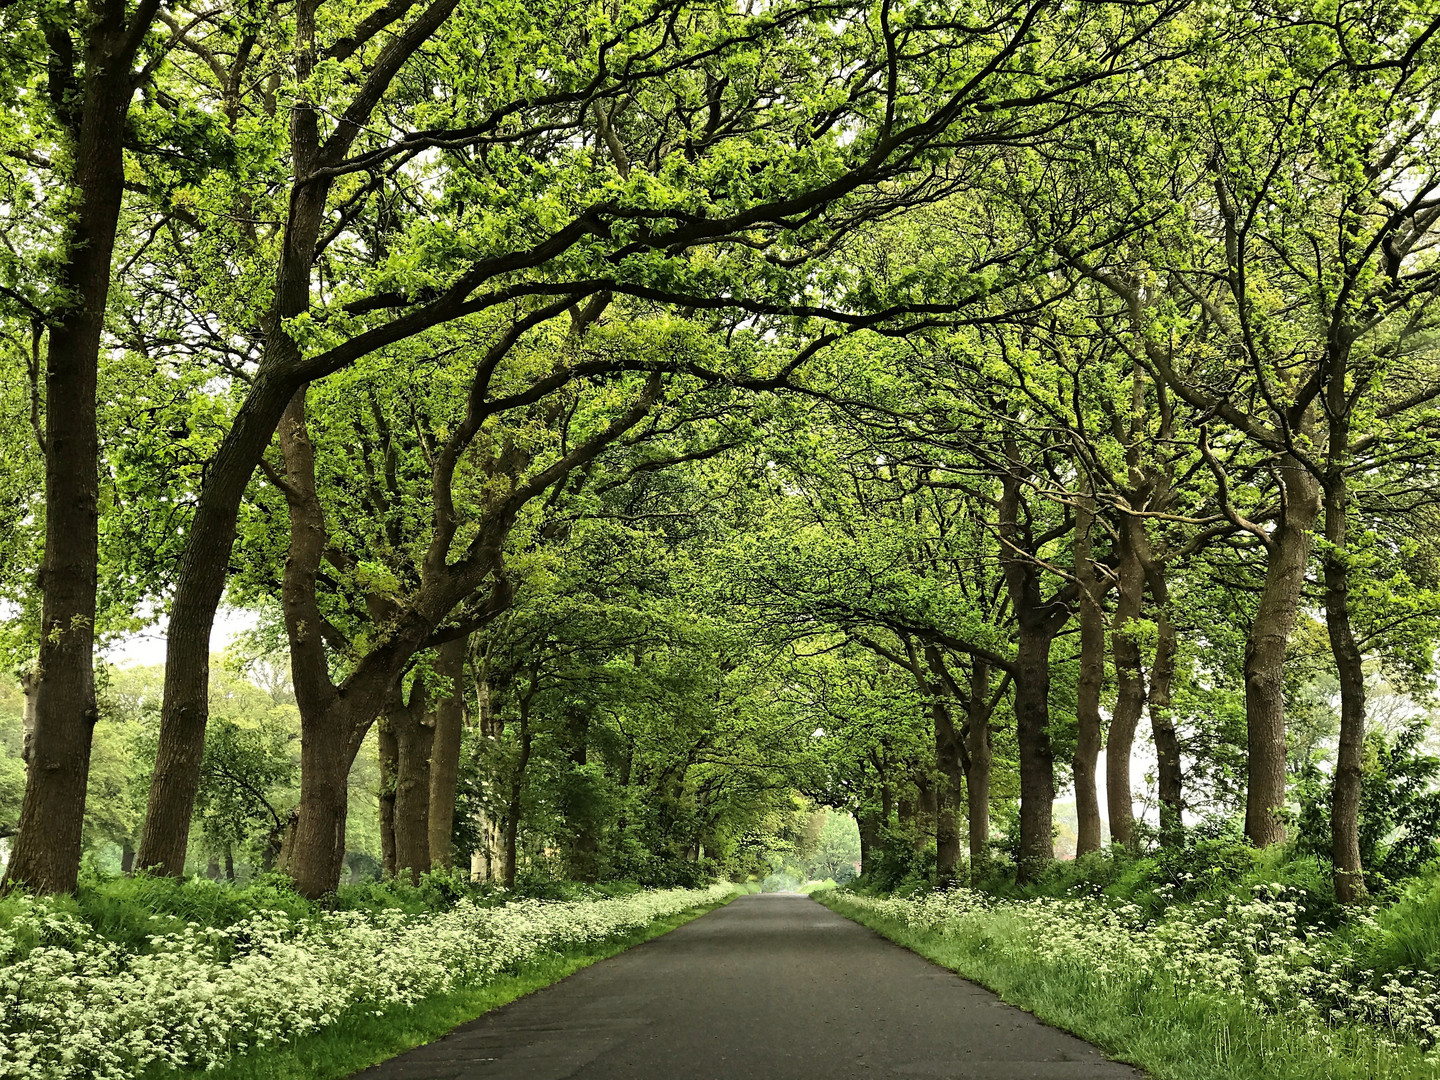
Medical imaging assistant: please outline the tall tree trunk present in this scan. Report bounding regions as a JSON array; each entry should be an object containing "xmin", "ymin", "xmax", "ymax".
[
  {"xmin": 965, "ymin": 659, "xmax": 993, "ymax": 876},
  {"xmin": 1244, "ymin": 457, "xmax": 1322, "ymax": 847},
  {"xmin": 388, "ymin": 682, "xmax": 434, "ymax": 883},
  {"xmin": 858, "ymin": 810, "xmax": 879, "ymax": 877},
  {"xmin": 935, "ymin": 784, "xmax": 961, "ymax": 878},
  {"xmin": 897, "ymin": 790, "xmax": 918, "ymax": 845},
  {"xmin": 998, "ymin": 460, "xmax": 1068, "ymax": 883},
  {"xmin": 1107, "ymin": 518, "xmax": 1148, "ymax": 849},
  {"xmin": 564, "ymin": 707, "xmax": 599, "ymax": 882},
  {"xmin": 926, "ymin": 648, "xmax": 966, "ymax": 879},
  {"xmin": 1013, "ymin": 623, "xmax": 1057, "ymax": 880},
  {"xmin": 378, "ymin": 716, "xmax": 398, "ymax": 879},
  {"xmin": 427, "ymin": 638, "xmax": 468, "ymax": 870},
  {"xmin": 19, "ymin": 667, "xmax": 37, "ymax": 772},
  {"xmin": 1073, "ymin": 492, "xmax": 1106, "ymax": 856},
  {"xmin": 915, "ymin": 777, "xmax": 937, "ymax": 854},
  {"xmin": 137, "ymin": 336, "xmax": 314, "ymax": 876},
  {"xmin": 1323, "ymin": 402, "xmax": 1367, "ymax": 901},
  {"xmin": 502, "ymin": 688, "xmax": 534, "ymax": 889},
  {"xmin": 1146, "ymin": 572, "xmax": 1182, "ymax": 846},
  {"xmin": 4, "ymin": 10, "xmax": 155, "ymax": 896},
  {"xmin": 137, "ymin": 0, "xmax": 340, "ymax": 874},
  {"xmin": 284, "ymin": 711, "xmax": 361, "ymax": 899}
]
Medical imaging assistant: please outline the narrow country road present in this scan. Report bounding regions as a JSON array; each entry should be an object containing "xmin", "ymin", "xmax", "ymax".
[{"xmin": 354, "ymin": 894, "xmax": 1143, "ymax": 1080}]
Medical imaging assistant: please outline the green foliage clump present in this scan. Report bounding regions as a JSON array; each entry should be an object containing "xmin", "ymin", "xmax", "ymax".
[{"xmin": 1293, "ymin": 718, "xmax": 1440, "ymax": 892}]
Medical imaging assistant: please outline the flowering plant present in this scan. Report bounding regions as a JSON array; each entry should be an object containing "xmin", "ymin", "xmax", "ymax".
[
  {"xmin": 0, "ymin": 883, "xmax": 732, "ymax": 1079},
  {"xmin": 840, "ymin": 885, "xmax": 1440, "ymax": 1054}
]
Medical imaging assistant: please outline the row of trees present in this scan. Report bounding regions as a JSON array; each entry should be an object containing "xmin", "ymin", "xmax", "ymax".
[{"xmin": 2, "ymin": 0, "xmax": 1439, "ymax": 900}]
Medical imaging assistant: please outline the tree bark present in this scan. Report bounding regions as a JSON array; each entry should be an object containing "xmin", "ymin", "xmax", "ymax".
[
  {"xmin": 427, "ymin": 638, "xmax": 468, "ymax": 870},
  {"xmin": 897, "ymin": 791, "xmax": 918, "ymax": 845},
  {"xmin": 502, "ymin": 705, "xmax": 533, "ymax": 889},
  {"xmin": 4, "ymin": 7, "xmax": 158, "ymax": 896},
  {"xmin": 928, "ymin": 667, "xmax": 965, "ymax": 878},
  {"xmin": 387, "ymin": 681, "xmax": 434, "ymax": 883},
  {"xmin": 378, "ymin": 715, "xmax": 398, "ymax": 878},
  {"xmin": 998, "ymin": 458, "xmax": 1069, "ymax": 882},
  {"xmin": 563, "ymin": 706, "xmax": 600, "ymax": 882},
  {"xmin": 935, "ymin": 784, "xmax": 961, "ymax": 877},
  {"xmin": 1073, "ymin": 492, "xmax": 1106, "ymax": 856},
  {"xmin": 136, "ymin": 0, "xmax": 373, "ymax": 874},
  {"xmin": 1107, "ymin": 516, "xmax": 1148, "ymax": 849},
  {"xmin": 1323, "ymin": 402, "xmax": 1367, "ymax": 901},
  {"xmin": 1244, "ymin": 456, "xmax": 1322, "ymax": 847},
  {"xmin": 920, "ymin": 645, "xmax": 969, "ymax": 878},
  {"xmin": 1146, "ymin": 573, "xmax": 1182, "ymax": 846},
  {"xmin": 965, "ymin": 659, "xmax": 993, "ymax": 876},
  {"xmin": 858, "ymin": 809, "xmax": 880, "ymax": 877},
  {"xmin": 915, "ymin": 777, "xmax": 937, "ymax": 854},
  {"xmin": 1013, "ymin": 624, "xmax": 1057, "ymax": 879},
  {"xmin": 139, "ymin": 376, "xmax": 306, "ymax": 876},
  {"xmin": 283, "ymin": 712, "xmax": 360, "ymax": 898}
]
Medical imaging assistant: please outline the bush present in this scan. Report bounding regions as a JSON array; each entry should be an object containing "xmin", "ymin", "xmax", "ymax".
[
  {"xmin": 0, "ymin": 873, "xmax": 316, "ymax": 961},
  {"xmin": 1293, "ymin": 718, "xmax": 1440, "ymax": 891}
]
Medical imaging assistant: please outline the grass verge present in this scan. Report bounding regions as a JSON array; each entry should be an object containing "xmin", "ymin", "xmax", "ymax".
[
  {"xmin": 144, "ymin": 891, "xmax": 736, "ymax": 1080},
  {"xmin": 815, "ymin": 891, "xmax": 1439, "ymax": 1080}
]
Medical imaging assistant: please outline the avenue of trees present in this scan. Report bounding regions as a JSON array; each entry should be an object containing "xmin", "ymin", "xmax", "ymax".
[{"xmin": 2, "ymin": 0, "xmax": 1439, "ymax": 905}]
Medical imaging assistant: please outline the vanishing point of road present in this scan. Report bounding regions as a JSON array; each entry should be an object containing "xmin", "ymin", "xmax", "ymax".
[{"xmin": 355, "ymin": 893, "xmax": 1143, "ymax": 1080}]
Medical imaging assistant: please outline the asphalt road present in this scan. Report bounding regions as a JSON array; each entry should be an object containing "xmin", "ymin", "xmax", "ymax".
[{"xmin": 354, "ymin": 893, "xmax": 1144, "ymax": 1080}]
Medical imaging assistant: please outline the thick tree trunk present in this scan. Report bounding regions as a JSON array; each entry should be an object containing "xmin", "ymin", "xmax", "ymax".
[
  {"xmin": 927, "ymin": 651, "xmax": 965, "ymax": 879},
  {"xmin": 390, "ymin": 685, "xmax": 435, "ymax": 884},
  {"xmin": 965, "ymin": 659, "xmax": 993, "ymax": 875},
  {"xmin": 427, "ymin": 638, "xmax": 468, "ymax": 870},
  {"xmin": 138, "ymin": 368, "xmax": 307, "ymax": 875},
  {"xmin": 378, "ymin": 716, "xmax": 398, "ymax": 878},
  {"xmin": 503, "ymin": 701, "xmax": 533, "ymax": 889},
  {"xmin": 1323, "ymin": 408, "xmax": 1367, "ymax": 901},
  {"xmin": 936, "ymin": 785, "xmax": 961, "ymax": 877},
  {"xmin": 915, "ymin": 778, "xmax": 937, "ymax": 854},
  {"xmin": 1013, "ymin": 625, "xmax": 1057, "ymax": 880},
  {"xmin": 4, "ymin": 17, "xmax": 146, "ymax": 896},
  {"xmin": 897, "ymin": 791, "xmax": 918, "ymax": 846},
  {"xmin": 1146, "ymin": 584, "xmax": 1182, "ymax": 846},
  {"xmin": 1244, "ymin": 457, "xmax": 1322, "ymax": 847},
  {"xmin": 858, "ymin": 810, "xmax": 880, "ymax": 877},
  {"xmin": 284, "ymin": 711, "xmax": 360, "ymax": 899},
  {"xmin": 1107, "ymin": 519, "xmax": 1148, "ymax": 849},
  {"xmin": 998, "ymin": 461, "xmax": 1067, "ymax": 883},
  {"xmin": 1073, "ymin": 493, "xmax": 1106, "ymax": 856}
]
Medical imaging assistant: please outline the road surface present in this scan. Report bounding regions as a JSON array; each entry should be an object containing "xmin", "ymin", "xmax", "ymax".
[{"xmin": 354, "ymin": 892, "xmax": 1143, "ymax": 1080}]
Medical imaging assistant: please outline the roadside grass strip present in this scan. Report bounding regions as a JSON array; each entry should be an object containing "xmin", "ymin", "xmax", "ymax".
[
  {"xmin": 0, "ymin": 883, "xmax": 734, "ymax": 1080},
  {"xmin": 820, "ymin": 888, "xmax": 1440, "ymax": 1080}
]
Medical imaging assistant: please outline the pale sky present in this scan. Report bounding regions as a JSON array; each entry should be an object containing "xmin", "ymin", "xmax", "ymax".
[{"xmin": 102, "ymin": 607, "xmax": 260, "ymax": 669}]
